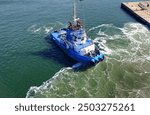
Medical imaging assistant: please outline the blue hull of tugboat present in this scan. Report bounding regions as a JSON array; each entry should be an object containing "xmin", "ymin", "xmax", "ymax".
[{"xmin": 50, "ymin": 31, "xmax": 104, "ymax": 64}]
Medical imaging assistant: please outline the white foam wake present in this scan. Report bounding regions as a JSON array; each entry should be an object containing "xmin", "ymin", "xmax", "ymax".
[
  {"xmin": 26, "ymin": 22, "xmax": 150, "ymax": 98},
  {"xmin": 28, "ymin": 24, "xmax": 54, "ymax": 34},
  {"xmin": 26, "ymin": 67, "xmax": 72, "ymax": 98}
]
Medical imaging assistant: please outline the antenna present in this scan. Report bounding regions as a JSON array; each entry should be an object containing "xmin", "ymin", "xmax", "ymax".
[{"xmin": 73, "ymin": 0, "xmax": 77, "ymax": 23}]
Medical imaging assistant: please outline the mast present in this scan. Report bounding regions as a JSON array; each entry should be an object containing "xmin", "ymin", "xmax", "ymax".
[{"xmin": 73, "ymin": 0, "xmax": 77, "ymax": 23}]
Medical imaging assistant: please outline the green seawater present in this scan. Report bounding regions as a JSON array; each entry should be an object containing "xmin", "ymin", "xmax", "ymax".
[{"xmin": 0, "ymin": 0, "xmax": 150, "ymax": 98}]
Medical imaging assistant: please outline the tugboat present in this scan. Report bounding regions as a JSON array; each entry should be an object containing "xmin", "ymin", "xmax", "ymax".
[{"xmin": 50, "ymin": 0, "xmax": 104, "ymax": 65}]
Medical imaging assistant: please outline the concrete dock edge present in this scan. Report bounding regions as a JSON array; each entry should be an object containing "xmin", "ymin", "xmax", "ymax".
[{"xmin": 121, "ymin": 2, "xmax": 150, "ymax": 27}]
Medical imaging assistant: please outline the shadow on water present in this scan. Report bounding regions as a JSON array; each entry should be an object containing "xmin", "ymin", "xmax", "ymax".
[
  {"xmin": 30, "ymin": 36, "xmax": 101, "ymax": 71},
  {"xmin": 31, "ymin": 36, "xmax": 77, "ymax": 67},
  {"xmin": 13, "ymin": 34, "xmax": 103, "ymax": 72}
]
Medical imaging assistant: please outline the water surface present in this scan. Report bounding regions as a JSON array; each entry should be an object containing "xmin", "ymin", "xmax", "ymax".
[{"xmin": 0, "ymin": 0, "xmax": 150, "ymax": 98}]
